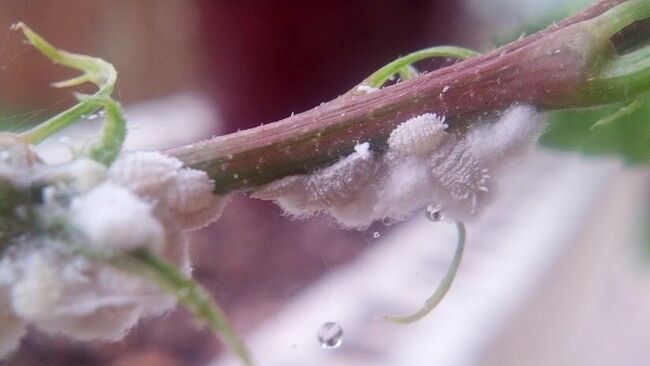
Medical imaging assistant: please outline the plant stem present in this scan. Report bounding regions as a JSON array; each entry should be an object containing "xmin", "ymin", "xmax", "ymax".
[{"xmin": 166, "ymin": 0, "xmax": 650, "ymax": 195}]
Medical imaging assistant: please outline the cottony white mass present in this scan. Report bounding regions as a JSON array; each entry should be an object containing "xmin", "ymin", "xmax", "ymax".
[
  {"xmin": 253, "ymin": 105, "xmax": 544, "ymax": 228},
  {"xmin": 0, "ymin": 148, "xmax": 227, "ymax": 357}
]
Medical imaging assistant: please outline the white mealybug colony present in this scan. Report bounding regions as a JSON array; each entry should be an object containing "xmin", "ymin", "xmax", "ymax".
[
  {"xmin": 0, "ymin": 147, "xmax": 227, "ymax": 357},
  {"xmin": 253, "ymin": 105, "xmax": 544, "ymax": 229}
]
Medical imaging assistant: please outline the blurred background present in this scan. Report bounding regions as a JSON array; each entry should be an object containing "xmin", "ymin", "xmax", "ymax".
[{"xmin": 1, "ymin": 0, "xmax": 650, "ymax": 365}]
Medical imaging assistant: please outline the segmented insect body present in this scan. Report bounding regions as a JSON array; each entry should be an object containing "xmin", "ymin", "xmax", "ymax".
[{"xmin": 387, "ymin": 113, "xmax": 448, "ymax": 155}]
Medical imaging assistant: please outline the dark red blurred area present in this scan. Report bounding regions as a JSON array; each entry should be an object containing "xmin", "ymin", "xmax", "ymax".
[{"xmin": 197, "ymin": 0, "xmax": 460, "ymax": 132}]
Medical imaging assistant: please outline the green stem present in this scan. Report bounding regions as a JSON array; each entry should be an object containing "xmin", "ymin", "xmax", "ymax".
[
  {"xmin": 577, "ymin": 0, "xmax": 650, "ymax": 102},
  {"xmin": 397, "ymin": 65, "xmax": 420, "ymax": 82},
  {"xmin": 78, "ymin": 95, "xmax": 127, "ymax": 166},
  {"xmin": 13, "ymin": 23, "xmax": 117, "ymax": 144},
  {"xmin": 583, "ymin": 44, "xmax": 650, "ymax": 102},
  {"xmin": 127, "ymin": 249, "xmax": 255, "ymax": 366},
  {"xmin": 383, "ymin": 221, "xmax": 466, "ymax": 324},
  {"xmin": 592, "ymin": 0, "xmax": 650, "ymax": 36},
  {"xmin": 365, "ymin": 46, "xmax": 479, "ymax": 88}
]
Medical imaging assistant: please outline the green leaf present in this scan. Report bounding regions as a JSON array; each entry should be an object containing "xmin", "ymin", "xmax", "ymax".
[{"xmin": 540, "ymin": 93, "xmax": 650, "ymax": 164}]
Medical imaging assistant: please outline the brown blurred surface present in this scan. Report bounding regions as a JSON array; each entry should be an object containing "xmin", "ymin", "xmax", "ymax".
[{"xmin": 0, "ymin": 0, "xmax": 202, "ymax": 115}]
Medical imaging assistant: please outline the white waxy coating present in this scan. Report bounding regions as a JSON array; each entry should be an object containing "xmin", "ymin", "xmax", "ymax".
[
  {"xmin": 0, "ymin": 149, "xmax": 229, "ymax": 355},
  {"xmin": 253, "ymin": 105, "xmax": 544, "ymax": 229},
  {"xmin": 69, "ymin": 182, "xmax": 165, "ymax": 254}
]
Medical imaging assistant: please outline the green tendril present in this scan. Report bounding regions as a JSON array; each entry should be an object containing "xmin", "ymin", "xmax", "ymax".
[
  {"xmin": 76, "ymin": 95, "xmax": 126, "ymax": 166},
  {"xmin": 364, "ymin": 46, "xmax": 479, "ymax": 89},
  {"xmin": 383, "ymin": 221, "xmax": 466, "ymax": 324},
  {"xmin": 13, "ymin": 23, "xmax": 117, "ymax": 145},
  {"xmin": 124, "ymin": 249, "xmax": 255, "ymax": 366}
]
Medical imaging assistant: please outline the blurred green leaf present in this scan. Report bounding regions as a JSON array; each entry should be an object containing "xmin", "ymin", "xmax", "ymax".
[{"xmin": 540, "ymin": 94, "xmax": 650, "ymax": 164}]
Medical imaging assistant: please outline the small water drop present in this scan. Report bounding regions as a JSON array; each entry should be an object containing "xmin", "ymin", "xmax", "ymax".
[
  {"xmin": 317, "ymin": 322, "xmax": 343, "ymax": 349},
  {"xmin": 425, "ymin": 204, "xmax": 444, "ymax": 222},
  {"xmin": 372, "ymin": 231, "xmax": 380, "ymax": 239}
]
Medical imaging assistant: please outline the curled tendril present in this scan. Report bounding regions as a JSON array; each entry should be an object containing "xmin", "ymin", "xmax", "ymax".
[
  {"xmin": 13, "ymin": 22, "xmax": 117, "ymax": 146},
  {"xmin": 76, "ymin": 95, "xmax": 126, "ymax": 166},
  {"xmin": 383, "ymin": 221, "xmax": 465, "ymax": 324},
  {"xmin": 362, "ymin": 46, "xmax": 479, "ymax": 88}
]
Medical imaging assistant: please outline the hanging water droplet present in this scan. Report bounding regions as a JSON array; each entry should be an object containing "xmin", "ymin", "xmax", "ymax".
[
  {"xmin": 425, "ymin": 204, "xmax": 444, "ymax": 222},
  {"xmin": 372, "ymin": 231, "xmax": 380, "ymax": 239},
  {"xmin": 317, "ymin": 322, "xmax": 343, "ymax": 349}
]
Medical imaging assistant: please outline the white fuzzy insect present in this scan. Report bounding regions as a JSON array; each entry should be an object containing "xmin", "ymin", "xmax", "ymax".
[
  {"xmin": 69, "ymin": 182, "xmax": 165, "ymax": 254},
  {"xmin": 253, "ymin": 142, "xmax": 378, "ymax": 217},
  {"xmin": 387, "ymin": 113, "xmax": 448, "ymax": 155},
  {"xmin": 109, "ymin": 150, "xmax": 182, "ymax": 197},
  {"xmin": 109, "ymin": 151, "xmax": 228, "ymax": 230}
]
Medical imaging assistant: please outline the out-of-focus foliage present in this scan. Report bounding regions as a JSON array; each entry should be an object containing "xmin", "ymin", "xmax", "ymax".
[{"xmin": 541, "ymin": 95, "xmax": 650, "ymax": 164}]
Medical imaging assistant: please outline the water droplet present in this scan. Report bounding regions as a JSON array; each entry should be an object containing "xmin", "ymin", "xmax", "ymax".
[
  {"xmin": 372, "ymin": 231, "xmax": 380, "ymax": 239},
  {"xmin": 86, "ymin": 113, "xmax": 101, "ymax": 120},
  {"xmin": 425, "ymin": 204, "xmax": 444, "ymax": 222},
  {"xmin": 317, "ymin": 322, "xmax": 343, "ymax": 349}
]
